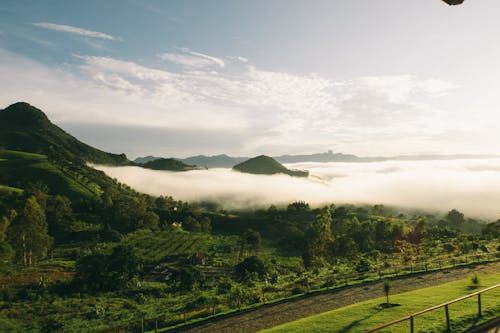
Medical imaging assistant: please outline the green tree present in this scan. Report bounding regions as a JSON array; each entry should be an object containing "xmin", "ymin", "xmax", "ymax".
[
  {"xmin": 303, "ymin": 207, "xmax": 333, "ymax": 267},
  {"xmin": 7, "ymin": 196, "xmax": 52, "ymax": 265},
  {"xmin": 234, "ymin": 256, "xmax": 267, "ymax": 281},
  {"xmin": 74, "ymin": 245, "xmax": 142, "ymax": 292},
  {"xmin": 46, "ymin": 195, "xmax": 73, "ymax": 239},
  {"xmin": 383, "ymin": 280, "xmax": 392, "ymax": 306},
  {"xmin": 445, "ymin": 209, "xmax": 465, "ymax": 228}
]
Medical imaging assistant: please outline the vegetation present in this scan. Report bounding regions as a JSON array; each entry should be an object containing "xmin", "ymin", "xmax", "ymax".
[
  {"xmin": 0, "ymin": 103, "xmax": 498, "ymax": 332},
  {"xmin": 139, "ymin": 158, "xmax": 204, "ymax": 171},
  {"xmin": 232, "ymin": 155, "xmax": 309, "ymax": 177},
  {"xmin": 262, "ymin": 273, "xmax": 500, "ymax": 333}
]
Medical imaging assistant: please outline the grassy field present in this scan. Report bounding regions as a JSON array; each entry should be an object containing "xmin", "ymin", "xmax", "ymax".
[{"xmin": 261, "ymin": 273, "xmax": 500, "ymax": 333}]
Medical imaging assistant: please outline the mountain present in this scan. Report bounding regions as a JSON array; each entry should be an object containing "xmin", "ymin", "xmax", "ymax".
[
  {"xmin": 273, "ymin": 151, "xmax": 385, "ymax": 163},
  {"xmin": 0, "ymin": 102, "xmax": 133, "ymax": 200},
  {"xmin": 133, "ymin": 151, "xmax": 385, "ymax": 168},
  {"xmin": 0, "ymin": 102, "xmax": 129, "ymax": 165},
  {"xmin": 134, "ymin": 155, "xmax": 160, "ymax": 164},
  {"xmin": 232, "ymin": 155, "xmax": 309, "ymax": 177},
  {"xmin": 181, "ymin": 154, "xmax": 248, "ymax": 168},
  {"xmin": 140, "ymin": 158, "xmax": 205, "ymax": 171}
]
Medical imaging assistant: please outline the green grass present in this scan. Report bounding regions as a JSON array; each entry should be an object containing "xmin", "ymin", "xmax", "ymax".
[
  {"xmin": 0, "ymin": 149, "xmax": 97, "ymax": 199},
  {"xmin": 0, "ymin": 184, "xmax": 24, "ymax": 194},
  {"xmin": 121, "ymin": 229, "xmax": 233, "ymax": 262},
  {"xmin": 261, "ymin": 273, "xmax": 500, "ymax": 333}
]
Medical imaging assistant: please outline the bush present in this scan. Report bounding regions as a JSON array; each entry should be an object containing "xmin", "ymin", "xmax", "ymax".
[
  {"xmin": 74, "ymin": 246, "xmax": 142, "ymax": 292},
  {"xmin": 234, "ymin": 256, "xmax": 267, "ymax": 281}
]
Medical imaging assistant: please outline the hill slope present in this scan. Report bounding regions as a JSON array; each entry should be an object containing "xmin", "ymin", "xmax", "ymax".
[
  {"xmin": 0, "ymin": 102, "xmax": 129, "ymax": 165},
  {"xmin": 232, "ymin": 155, "xmax": 308, "ymax": 177},
  {"xmin": 140, "ymin": 158, "xmax": 204, "ymax": 171}
]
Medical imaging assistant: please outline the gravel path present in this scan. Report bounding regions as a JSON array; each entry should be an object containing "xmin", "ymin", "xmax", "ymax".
[{"xmin": 173, "ymin": 262, "xmax": 500, "ymax": 333}]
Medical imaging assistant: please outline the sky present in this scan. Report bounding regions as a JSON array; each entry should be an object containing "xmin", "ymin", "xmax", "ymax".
[{"xmin": 1, "ymin": 0, "xmax": 500, "ymax": 158}]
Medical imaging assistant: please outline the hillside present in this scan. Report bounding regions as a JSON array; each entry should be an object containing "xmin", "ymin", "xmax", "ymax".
[
  {"xmin": 181, "ymin": 154, "xmax": 248, "ymax": 168},
  {"xmin": 140, "ymin": 158, "xmax": 204, "ymax": 171},
  {"xmin": 0, "ymin": 102, "xmax": 129, "ymax": 165},
  {"xmin": 232, "ymin": 155, "xmax": 309, "ymax": 177},
  {"xmin": 0, "ymin": 102, "xmax": 134, "ymax": 201}
]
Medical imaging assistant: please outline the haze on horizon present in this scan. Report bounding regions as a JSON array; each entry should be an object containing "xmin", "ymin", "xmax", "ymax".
[
  {"xmin": 95, "ymin": 158, "xmax": 500, "ymax": 220},
  {"xmin": 1, "ymin": 1, "xmax": 500, "ymax": 158}
]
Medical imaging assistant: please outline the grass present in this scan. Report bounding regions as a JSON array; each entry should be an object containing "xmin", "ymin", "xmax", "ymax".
[
  {"xmin": 260, "ymin": 273, "xmax": 500, "ymax": 333},
  {"xmin": 0, "ymin": 184, "xmax": 24, "ymax": 194},
  {"xmin": 0, "ymin": 149, "xmax": 97, "ymax": 199}
]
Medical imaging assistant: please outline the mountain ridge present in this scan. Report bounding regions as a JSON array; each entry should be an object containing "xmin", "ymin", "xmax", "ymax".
[{"xmin": 0, "ymin": 102, "xmax": 130, "ymax": 165}]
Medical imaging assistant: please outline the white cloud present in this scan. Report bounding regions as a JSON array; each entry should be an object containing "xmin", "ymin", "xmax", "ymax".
[
  {"xmin": 32, "ymin": 22, "xmax": 117, "ymax": 40},
  {"xmin": 95, "ymin": 158, "xmax": 500, "ymax": 219},
  {"xmin": 159, "ymin": 48, "xmax": 225, "ymax": 68},
  {"xmin": 1, "ymin": 48, "xmax": 481, "ymax": 157}
]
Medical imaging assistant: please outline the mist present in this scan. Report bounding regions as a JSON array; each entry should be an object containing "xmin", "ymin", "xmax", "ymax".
[{"xmin": 94, "ymin": 159, "xmax": 500, "ymax": 220}]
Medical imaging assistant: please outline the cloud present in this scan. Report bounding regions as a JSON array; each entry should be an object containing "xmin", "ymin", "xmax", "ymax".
[
  {"xmin": 159, "ymin": 48, "xmax": 225, "ymax": 68},
  {"xmin": 32, "ymin": 22, "xmax": 117, "ymax": 40},
  {"xmin": 94, "ymin": 158, "xmax": 500, "ymax": 219},
  {"xmin": 0, "ymin": 48, "xmax": 476, "ymax": 157}
]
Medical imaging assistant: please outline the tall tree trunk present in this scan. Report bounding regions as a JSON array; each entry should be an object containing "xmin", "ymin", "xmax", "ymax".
[{"xmin": 22, "ymin": 232, "xmax": 27, "ymax": 266}]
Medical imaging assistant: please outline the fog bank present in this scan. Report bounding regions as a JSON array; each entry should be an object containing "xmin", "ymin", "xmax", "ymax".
[{"xmin": 94, "ymin": 159, "xmax": 500, "ymax": 219}]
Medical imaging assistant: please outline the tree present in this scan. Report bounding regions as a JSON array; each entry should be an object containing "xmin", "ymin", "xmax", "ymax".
[
  {"xmin": 7, "ymin": 196, "xmax": 52, "ymax": 265},
  {"xmin": 46, "ymin": 195, "xmax": 73, "ymax": 239},
  {"xmin": 445, "ymin": 209, "xmax": 465, "ymax": 228},
  {"xmin": 242, "ymin": 229, "xmax": 261, "ymax": 252},
  {"xmin": 229, "ymin": 287, "xmax": 246, "ymax": 310},
  {"xmin": 178, "ymin": 266, "xmax": 205, "ymax": 291},
  {"xmin": 74, "ymin": 245, "xmax": 142, "ymax": 292},
  {"xmin": 184, "ymin": 216, "xmax": 202, "ymax": 232},
  {"xmin": 303, "ymin": 207, "xmax": 333, "ymax": 267},
  {"xmin": 383, "ymin": 280, "xmax": 392, "ymax": 306},
  {"xmin": 234, "ymin": 256, "xmax": 267, "ymax": 281}
]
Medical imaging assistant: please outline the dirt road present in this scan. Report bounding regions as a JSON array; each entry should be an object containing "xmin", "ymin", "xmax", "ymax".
[{"xmin": 173, "ymin": 262, "xmax": 500, "ymax": 333}]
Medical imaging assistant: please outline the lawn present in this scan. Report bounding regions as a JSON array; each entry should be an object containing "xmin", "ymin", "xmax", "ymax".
[{"xmin": 261, "ymin": 273, "xmax": 500, "ymax": 333}]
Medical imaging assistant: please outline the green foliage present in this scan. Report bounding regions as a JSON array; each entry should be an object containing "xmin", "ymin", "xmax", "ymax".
[
  {"xmin": 74, "ymin": 245, "xmax": 142, "ymax": 292},
  {"xmin": 0, "ymin": 102, "xmax": 129, "ymax": 165},
  {"xmin": 234, "ymin": 256, "xmax": 267, "ymax": 281},
  {"xmin": 470, "ymin": 274, "xmax": 480, "ymax": 288},
  {"xmin": 383, "ymin": 280, "xmax": 392, "ymax": 305},
  {"xmin": 233, "ymin": 155, "xmax": 308, "ymax": 177},
  {"xmin": 7, "ymin": 196, "xmax": 52, "ymax": 265},
  {"xmin": 177, "ymin": 266, "xmax": 205, "ymax": 291},
  {"xmin": 263, "ymin": 273, "xmax": 500, "ymax": 333},
  {"xmin": 140, "ymin": 158, "xmax": 201, "ymax": 171}
]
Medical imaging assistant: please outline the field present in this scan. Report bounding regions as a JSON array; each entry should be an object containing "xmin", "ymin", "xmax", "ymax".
[
  {"xmin": 261, "ymin": 272, "xmax": 500, "ymax": 333},
  {"xmin": 0, "ymin": 149, "xmax": 98, "ymax": 199}
]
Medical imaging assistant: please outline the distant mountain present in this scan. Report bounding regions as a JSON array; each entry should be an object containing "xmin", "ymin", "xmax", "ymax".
[
  {"xmin": 273, "ymin": 150, "xmax": 385, "ymax": 163},
  {"xmin": 0, "ymin": 102, "xmax": 129, "ymax": 165},
  {"xmin": 181, "ymin": 154, "xmax": 248, "ymax": 168},
  {"xmin": 140, "ymin": 158, "xmax": 205, "ymax": 171},
  {"xmin": 134, "ymin": 155, "xmax": 160, "ymax": 164},
  {"xmin": 134, "ymin": 154, "xmax": 248, "ymax": 168},
  {"xmin": 232, "ymin": 155, "xmax": 309, "ymax": 177}
]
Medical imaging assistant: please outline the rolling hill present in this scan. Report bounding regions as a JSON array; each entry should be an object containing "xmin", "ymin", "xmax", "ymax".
[
  {"xmin": 140, "ymin": 158, "xmax": 205, "ymax": 171},
  {"xmin": 232, "ymin": 155, "xmax": 309, "ymax": 177}
]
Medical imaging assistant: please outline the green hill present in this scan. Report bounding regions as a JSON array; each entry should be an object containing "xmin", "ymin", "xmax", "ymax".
[
  {"xmin": 140, "ymin": 158, "xmax": 204, "ymax": 171},
  {"xmin": 0, "ymin": 102, "xmax": 135, "ymax": 201},
  {"xmin": 0, "ymin": 102, "xmax": 129, "ymax": 165},
  {"xmin": 232, "ymin": 155, "xmax": 309, "ymax": 177}
]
